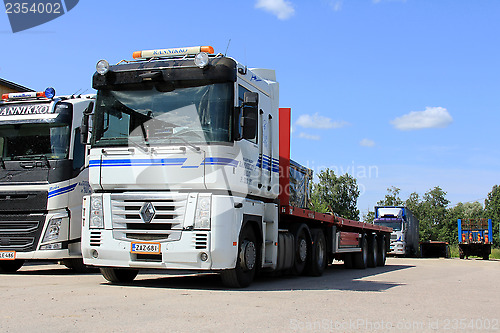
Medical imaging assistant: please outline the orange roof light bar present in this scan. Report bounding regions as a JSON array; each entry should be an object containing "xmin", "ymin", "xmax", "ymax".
[
  {"xmin": 2, "ymin": 91, "xmax": 41, "ymax": 100},
  {"xmin": 1, "ymin": 87, "xmax": 55, "ymax": 101},
  {"xmin": 132, "ymin": 46, "xmax": 214, "ymax": 60}
]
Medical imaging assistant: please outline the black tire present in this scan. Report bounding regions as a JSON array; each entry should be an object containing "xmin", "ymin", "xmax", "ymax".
[
  {"xmin": 288, "ymin": 224, "xmax": 310, "ymax": 276},
  {"xmin": 63, "ymin": 258, "xmax": 98, "ymax": 273},
  {"xmin": 353, "ymin": 236, "xmax": 368, "ymax": 269},
  {"xmin": 100, "ymin": 267, "xmax": 139, "ymax": 283},
  {"xmin": 220, "ymin": 225, "xmax": 259, "ymax": 288},
  {"xmin": 305, "ymin": 229, "xmax": 327, "ymax": 276},
  {"xmin": 0, "ymin": 259, "xmax": 25, "ymax": 273},
  {"xmin": 367, "ymin": 235, "xmax": 378, "ymax": 268},
  {"xmin": 343, "ymin": 253, "xmax": 353, "ymax": 269},
  {"xmin": 377, "ymin": 236, "xmax": 387, "ymax": 267}
]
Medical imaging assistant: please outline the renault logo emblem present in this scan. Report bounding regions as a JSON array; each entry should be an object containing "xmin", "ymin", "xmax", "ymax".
[{"xmin": 140, "ymin": 202, "xmax": 156, "ymax": 223}]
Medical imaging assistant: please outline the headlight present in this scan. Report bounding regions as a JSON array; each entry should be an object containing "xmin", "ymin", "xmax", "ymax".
[
  {"xmin": 90, "ymin": 195, "xmax": 104, "ymax": 229},
  {"xmin": 42, "ymin": 216, "xmax": 63, "ymax": 242},
  {"xmin": 194, "ymin": 195, "xmax": 211, "ymax": 230},
  {"xmin": 96, "ymin": 59, "xmax": 110, "ymax": 75},
  {"xmin": 194, "ymin": 52, "xmax": 209, "ymax": 68}
]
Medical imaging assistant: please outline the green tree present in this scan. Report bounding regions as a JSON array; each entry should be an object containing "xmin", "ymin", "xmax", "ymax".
[
  {"xmin": 484, "ymin": 185, "xmax": 500, "ymax": 247},
  {"xmin": 419, "ymin": 186, "xmax": 450, "ymax": 242},
  {"xmin": 362, "ymin": 211, "xmax": 375, "ymax": 223},
  {"xmin": 377, "ymin": 186, "xmax": 404, "ymax": 206},
  {"xmin": 310, "ymin": 169, "xmax": 360, "ymax": 220}
]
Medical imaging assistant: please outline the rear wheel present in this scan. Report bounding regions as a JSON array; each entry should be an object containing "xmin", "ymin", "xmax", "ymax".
[
  {"xmin": 0, "ymin": 259, "xmax": 24, "ymax": 273},
  {"xmin": 367, "ymin": 235, "xmax": 378, "ymax": 268},
  {"xmin": 377, "ymin": 236, "xmax": 387, "ymax": 267},
  {"xmin": 221, "ymin": 225, "xmax": 259, "ymax": 288},
  {"xmin": 353, "ymin": 236, "xmax": 368, "ymax": 269},
  {"xmin": 305, "ymin": 229, "xmax": 327, "ymax": 276},
  {"xmin": 100, "ymin": 267, "xmax": 139, "ymax": 283},
  {"xmin": 288, "ymin": 224, "xmax": 310, "ymax": 275}
]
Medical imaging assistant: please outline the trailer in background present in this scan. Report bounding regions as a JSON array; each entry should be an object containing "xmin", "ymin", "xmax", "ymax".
[{"xmin": 458, "ymin": 218, "xmax": 492, "ymax": 260}]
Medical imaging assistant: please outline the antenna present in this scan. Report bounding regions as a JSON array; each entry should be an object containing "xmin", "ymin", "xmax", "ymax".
[
  {"xmin": 78, "ymin": 89, "xmax": 89, "ymax": 97},
  {"xmin": 225, "ymin": 39, "xmax": 231, "ymax": 56},
  {"xmin": 71, "ymin": 88, "xmax": 82, "ymax": 97}
]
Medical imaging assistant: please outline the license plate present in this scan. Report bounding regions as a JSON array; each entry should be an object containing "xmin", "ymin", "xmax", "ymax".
[
  {"xmin": 131, "ymin": 242, "xmax": 160, "ymax": 254},
  {"xmin": 0, "ymin": 251, "xmax": 16, "ymax": 260}
]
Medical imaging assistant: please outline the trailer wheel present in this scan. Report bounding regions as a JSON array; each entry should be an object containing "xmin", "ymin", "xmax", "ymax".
[
  {"xmin": 100, "ymin": 267, "xmax": 139, "ymax": 283},
  {"xmin": 288, "ymin": 224, "xmax": 310, "ymax": 275},
  {"xmin": 0, "ymin": 259, "xmax": 24, "ymax": 273},
  {"xmin": 367, "ymin": 235, "xmax": 378, "ymax": 268},
  {"xmin": 305, "ymin": 229, "xmax": 327, "ymax": 276},
  {"xmin": 377, "ymin": 236, "xmax": 387, "ymax": 267},
  {"xmin": 62, "ymin": 258, "xmax": 98, "ymax": 273},
  {"xmin": 343, "ymin": 254, "xmax": 353, "ymax": 269},
  {"xmin": 221, "ymin": 225, "xmax": 258, "ymax": 288},
  {"xmin": 353, "ymin": 236, "xmax": 368, "ymax": 269}
]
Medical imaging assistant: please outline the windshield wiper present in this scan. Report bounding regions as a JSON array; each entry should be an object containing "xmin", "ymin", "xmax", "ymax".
[
  {"xmin": 0, "ymin": 156, "xmax": 5, "ymax": 169},
  {"xmin": 126, "ymin": 137, "xmax": 149, "ymax": 153},
  {"xmin": 167, "ymin": 135, "xmax": 201, "ymax": 152},
  {"xmin": 16, "ymin": 154, "xmax": 50, "ymax": 168}
]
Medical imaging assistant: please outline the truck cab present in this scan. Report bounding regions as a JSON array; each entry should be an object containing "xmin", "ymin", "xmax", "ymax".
[
  {"xmin": 373, "ymin": 206, "xmax": 419, "ymax": 256},
  {"xmin": 0, "ymin": 88, "xmax": 95, "ymax": 272}
]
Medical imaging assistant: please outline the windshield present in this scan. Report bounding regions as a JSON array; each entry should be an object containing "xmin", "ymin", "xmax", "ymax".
[
  {"xmin": 0, "ymin": 123, "xmax": 71, "ymax": 160},
  {"xmin": 374, "ymin": 220, "xmax": 403, "ymax": 231},
  {"xmin": 92, "ymin": 83, "xmax": 233, "ymax": 147}
]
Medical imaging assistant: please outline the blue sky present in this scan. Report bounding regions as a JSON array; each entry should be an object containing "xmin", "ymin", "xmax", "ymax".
[{"xmin": 1, "ymin": 0, "xmax": 499, "ymax": 215}]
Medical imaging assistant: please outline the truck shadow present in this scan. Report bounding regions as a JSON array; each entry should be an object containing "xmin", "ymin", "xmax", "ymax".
[{"xmin": 109, "ymin": 262, "xmax": 414, "ymax": 292}]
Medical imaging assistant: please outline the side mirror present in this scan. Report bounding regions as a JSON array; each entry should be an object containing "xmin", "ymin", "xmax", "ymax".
[
  {"xmin": 240, "ymin": 92, "xmax": 258, "ymax": 140},
  {"xmin": 80, "ymin": 101, "xmax": 94, "ymax": 144}
]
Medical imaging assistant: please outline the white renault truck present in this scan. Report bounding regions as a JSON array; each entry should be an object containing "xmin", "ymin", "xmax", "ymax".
[
  {"xmin": 0, "ymin": 88, "xmax": 94, "ymax": 272},
  {"xmin": 82, "ymin": 46, "xmax": 391, "ymax": 287}
]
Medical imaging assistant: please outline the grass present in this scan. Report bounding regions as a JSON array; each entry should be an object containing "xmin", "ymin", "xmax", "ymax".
[{"xmin": 449, "ymin": 244, "xmax": 500, "ymax": 259}]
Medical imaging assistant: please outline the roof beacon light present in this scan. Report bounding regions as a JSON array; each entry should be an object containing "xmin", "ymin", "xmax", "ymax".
[
  {"xmin": 44, "ymin": 87, "xmax": 56, "ymax": 99},
  {"xmin": 132, "ymin": 46, "xmax": 214, "ymax": 60},
  {"xmin": 1, "ymin": 87, "xmax": 56, "ymax": 101}
]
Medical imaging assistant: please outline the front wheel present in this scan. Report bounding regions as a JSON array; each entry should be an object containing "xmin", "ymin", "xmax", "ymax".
[
  {"xmin": 0, "ymin": 259, "xmax": 24, "ymax": 273},
  {"xmin": 100, "ymin": 267, "xmax": 139, "ymax": 283},
  {"xmin": 62, "ymin": 258, "xmax": 97, "ymax": 273},
  {"xmin": 220, "ymin": 225, "xmax": 259, "ymax": 288}
]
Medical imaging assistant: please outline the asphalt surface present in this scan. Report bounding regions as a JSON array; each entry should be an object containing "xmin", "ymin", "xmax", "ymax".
[{"xmin": 1, "ymin": 258, "xmax": 499, "ymax": 332}]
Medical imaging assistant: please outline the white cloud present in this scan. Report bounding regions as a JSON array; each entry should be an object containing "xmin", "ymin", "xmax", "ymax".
[
  {"xmin": 373, "ymin": 0, "xmax": 407, "ymax": 3},
  {"xmin": 391, "ymin": 107, "xmax": 453, "ymax": 131},
  {"xmin": 255, "ymin": 0, "xmax": 295, "ymax": 20},
  {"xmin": 360, "ymin": 138, "xmax": 375, "ymax": 147},
  {"xmin": 298, "ymin": 132, "xmax": 321, "ymax": 140},
  {"xmin": 296, "ymin": 113, "xmax": 349, "ymax": 129},
  {"xmin": 329, "ymin": 0, "xmax": 343, "ymax": 11}
]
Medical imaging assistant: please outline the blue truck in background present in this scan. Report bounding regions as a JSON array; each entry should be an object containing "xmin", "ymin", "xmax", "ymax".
[{"xmin": 373, "ymin": 206, "xmax": 419, "ymax": 257}]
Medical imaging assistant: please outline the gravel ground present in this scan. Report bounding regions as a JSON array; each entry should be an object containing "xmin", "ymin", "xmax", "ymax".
[{"xmin": 1, "ymin": 257, "xmax": 499, "ymax": 332}]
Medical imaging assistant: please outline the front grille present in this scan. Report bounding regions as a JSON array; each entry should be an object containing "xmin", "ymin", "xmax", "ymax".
[
  {"xmin": 0, "ymin": 214, "xmax": 45, "ymax": 252},
  {"xmin": 90, "ymin": 231, "xmax": 101, "ymax": 246},
  {"xmin": 110, "ymin": 193, "xmax": 188, "ymax": 242},
  {"xmin": 194, "ymin": 233, "xmax": 208, "ymax": 249}
]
